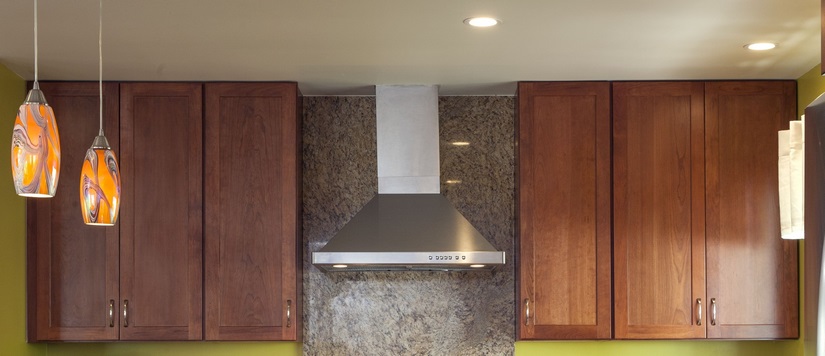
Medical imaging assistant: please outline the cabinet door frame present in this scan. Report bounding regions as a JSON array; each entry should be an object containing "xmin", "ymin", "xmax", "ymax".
[
  {"xmin": 517, "ymin": 81, "xmax": 612, "ymax": 340},
  {"xmin": 27, "ymin": 82, "xmax": 121, "ymax": 342},
  {"xmin": 704, "ymin": 81, "xmax": 798, "ymax": 339},
  {"xmin": 204, "ymin": 82, "xmax": 301, "ymax": 341},
  {"xmin": 119, "ymin": 82, "xmax": 203, "ymax": 341},
  {"xmin": 612, "ymin": 81, "xmax": 707, "ymax": 339}
]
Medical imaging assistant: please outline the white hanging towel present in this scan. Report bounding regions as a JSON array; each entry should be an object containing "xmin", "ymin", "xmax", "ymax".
[
  {"xmin": 779, "ymin": 117, "xmax": 804, "ymax": 240},
  {"xmin": 778, "ymin": 129, "xmax": 792, "ymax": 238},
  {"xmin": 788, "ymin": 118, "xmax": 805, "ymax": 239}
]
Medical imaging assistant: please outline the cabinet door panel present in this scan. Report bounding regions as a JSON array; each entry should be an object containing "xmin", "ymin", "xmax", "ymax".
[
  {"xmin": 204, "ymin": 83, "xmax": 301, "ymax": 341},
  {"xmin": 517, "ymin": 82, "xmax": 611, "ymax": 340},
  {"xmin": 705, "ymin": 81, "xmax": 798, "ymax": 339},
  {"xmin": 27, "ymin": 82, "xmax": 120, "ymax": 341},
  {"xmin": 613, "ymin": 82, "xmax": 706, "ymax": 339},
  {"xmin": 119, "ymin": 83, "xmax": 203, "ymax": 340}
]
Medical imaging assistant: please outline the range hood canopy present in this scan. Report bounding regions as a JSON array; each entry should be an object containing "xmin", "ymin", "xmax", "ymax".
[
  {"xmin": 311, "ymin": 85, "xmax": 506, "ymax": 272},
  {"xmin": 312, "ymin": 194, "xmax": 505, "ymax": 271}
]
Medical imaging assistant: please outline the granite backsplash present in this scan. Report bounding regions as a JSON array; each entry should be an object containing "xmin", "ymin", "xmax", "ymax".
[{"xmin": 302, "ymin": 96, "xmax": 515, "ymax": 356}]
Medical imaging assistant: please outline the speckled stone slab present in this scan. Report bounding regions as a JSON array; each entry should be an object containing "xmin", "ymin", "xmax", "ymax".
[{"xmin": 302, "ymin": 96, "xmax": 515, "ymax": 356}]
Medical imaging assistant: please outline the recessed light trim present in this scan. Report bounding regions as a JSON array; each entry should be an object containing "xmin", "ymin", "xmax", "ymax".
[
  {"xmin": 745, "ymin": 42, "xmax": 777, "ymax": 51},
  {"xmin": 464, "ymin": 17, "xmax": 500, "ymax": 27}
]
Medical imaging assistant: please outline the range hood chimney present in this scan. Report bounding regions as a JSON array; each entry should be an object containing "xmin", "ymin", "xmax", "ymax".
[{"xmin": 312, "ymin": 85, "xmax": 506, "ymax": 271}]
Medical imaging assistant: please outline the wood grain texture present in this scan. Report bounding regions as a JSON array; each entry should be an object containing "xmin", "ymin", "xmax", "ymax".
[
  {"xmin": 204, "ymin": 82, "xmax": 301, "ymax": 341},
  {"xmin": 517, "ymin": 82, "xmax": 612, "ymax": 340},
  {"xmin": 27, "ymin": 82, "xmax": 120, "ymax": 341},
  {"xmin": 119, "ymin": 83, "xmax": 203, "ymax": 340},
  {"xmin": 613, "ymin": 82, "xmax": 706, "ymax": 339},
  {"xmin": 704, "ymin": 81, "xmax": 798, "ymax": 339}
]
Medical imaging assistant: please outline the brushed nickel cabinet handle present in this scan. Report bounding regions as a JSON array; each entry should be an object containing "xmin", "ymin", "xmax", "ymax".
[
  {"xmin": 524, "ymin": 298, "xmax": 531, "ymax": 326},
  {"xmin": 286, "ymin": 300, "xmax": 292, "ymax": 328},
  {"xmin": 696, "ymin": 298, "xmax": 702, "ymax": 326},
  {"xmin": 123, "ymin": 299, "xmax": 129, "ymax": 327},
  {"xmin": 710, "ymin": 298, "xmax": 717, "ymax": 326},
  {"xmin": 108, "ymin": 299, "xmax": 115, "ymax": 327}
]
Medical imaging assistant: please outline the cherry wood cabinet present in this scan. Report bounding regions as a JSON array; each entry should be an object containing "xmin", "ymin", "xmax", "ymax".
[
  {"xmin": 27, "ymin": 82, "xmax": 120, "ymax": 341},
  {"xmin": 704, "ymin": 81, "xmax": 798, "ymax": 339},
  {"xmin": 517, "ymin": 82, "xmax": 612, "ymax": 340},
  {"xmin": 613, "ymin": 81, "xmax": 798, "ymax": 339},
  {"xmin": 204, "ymin": 82, "xmax": 302, "ymax": 341},
  {"xmin": 613, "ymin": 81, "xmax": 706, "ymax": 339},
  {"xmin": 119, "ymin": 83, "xmax": 203, "ymax": 340},
  {"xmin": 28, "ymin": 82, "xmax": 202, "ymax": 341},
  {"xmin": 28, "ymin": 81, "xmax": 302, "ymax": 342}
]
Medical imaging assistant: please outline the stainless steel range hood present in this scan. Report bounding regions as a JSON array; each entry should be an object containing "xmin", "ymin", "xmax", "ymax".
[{"xmin": 312, "ymin": 85, "xmax": 505, "ymax": 271}]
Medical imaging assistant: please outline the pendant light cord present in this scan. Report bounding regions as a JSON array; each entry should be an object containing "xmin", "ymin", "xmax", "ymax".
[
  {"xmin": 33, "ymin": 0, "xmax": 38, "ymax": 84},
  {"xmin": 98, "ymin": 0, "xmax": 104, "ymax": 136}
]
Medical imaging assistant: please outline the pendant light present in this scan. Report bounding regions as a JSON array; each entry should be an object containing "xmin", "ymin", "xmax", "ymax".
[
  {"xmin": 80, "ymin": 0, "xmax": 120, "ymax": 226},
  {"xmin": 11, "ymin": 0, "xmax": 61, "ymax": 197}
]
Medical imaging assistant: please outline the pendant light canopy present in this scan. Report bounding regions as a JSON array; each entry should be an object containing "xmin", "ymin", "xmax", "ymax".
[
  {"xmin": 11, "ymin": 0, "xmax": 61, "ymax": 198},
  {"xmin": 80, "ymin": 0, "xmax": 120, "ymax": 226}
]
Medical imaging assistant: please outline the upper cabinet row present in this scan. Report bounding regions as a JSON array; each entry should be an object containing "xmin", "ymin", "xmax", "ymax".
[
  {"xmin": 27, "ymin": 82, "xmax": 302, "ymax": 342},
  {"xmin": 517, "ymin": 81, "xmax": 798, "ymax": 340}
]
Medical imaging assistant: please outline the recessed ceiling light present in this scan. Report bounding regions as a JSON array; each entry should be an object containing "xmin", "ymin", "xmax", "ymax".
[
  {"xmin": 464, "ymin": 17, "xmax": 499, "ymax": 27},
  {"xmin": 451, "ymin": 141, "xmax": 470, "ymax": 146},
  {"xmin": 745, "ymin": 42, "xmax": 777, "ymax": 51},
  {"xmin": 332, "ymin": 264, "xmax": 348, "ymax": 269},
  {"xmin": 470, "ymin": 264, "xmax": 486, "ymax": 268},
  {"xmin": 445, "ymin": 179, "xmax": 462, "ymax": 184}
]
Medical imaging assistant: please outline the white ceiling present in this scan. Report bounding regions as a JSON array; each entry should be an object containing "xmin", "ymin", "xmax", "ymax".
[{"xmin": 0, "ymin": 0, "xmax": 820, "ymax": 95}]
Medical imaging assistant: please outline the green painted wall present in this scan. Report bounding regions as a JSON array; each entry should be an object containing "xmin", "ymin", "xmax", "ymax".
[
  {"xmin": 516, "ymin": 340, "xmax": 800, "ymax": 356},
  {"xmin": 46, "ymin": 342, "xmax": 301, "ymax": 356},
  {"xmin": 798, "ymin": 64, "xmax": 825, "ymax": 115},
  {"xmin": 0, "ymin": 64, "xmax": 46, "ymax": 356}
]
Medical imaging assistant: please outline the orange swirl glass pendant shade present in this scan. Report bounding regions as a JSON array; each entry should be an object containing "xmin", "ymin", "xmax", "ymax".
[
  {"xmin": 11, "ymin": 0, "xmax": 60, "ymax": 198},
  {"xmin": 11, "ymin": 88, "xmax": 61, "ymax": 197},
  {"xmin": 80, "ymin": 138, "xmax": 120, "ymax": 225},
  {"xmin": 81, "ymin": 0, "xmax": 120, "ymax": 226}
]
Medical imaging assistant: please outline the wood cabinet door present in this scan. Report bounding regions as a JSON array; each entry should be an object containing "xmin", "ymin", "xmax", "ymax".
[
  {"xmin": 204, "ymin": 83, "xmax": 301, "ymax": 341},
  {"xmin": 704, "ymin": 81, "xmax": 798, "ymax": 339},
  {"xmin": 119, "ymin": 83, "xmax": 203, "ymax": 340},
  {"xmin": 613, "ymin": 82, "xmax": 706, "ymax": 339},
  {"xmin": 517, "ymin": 82, "xmax": 612, "ymax": 340},
  {"xmin": 27, "ymin": 82, "xmax": 120, "ymax": 341}
]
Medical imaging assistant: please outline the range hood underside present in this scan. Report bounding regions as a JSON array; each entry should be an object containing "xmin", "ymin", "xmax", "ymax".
[
  {"xmin": 311, "ymin": 194, "xmax": 506, "ymax": 271},
  {"xmin": 313, "ymin": 251, "xmax": 506, "ymax": 272}
]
